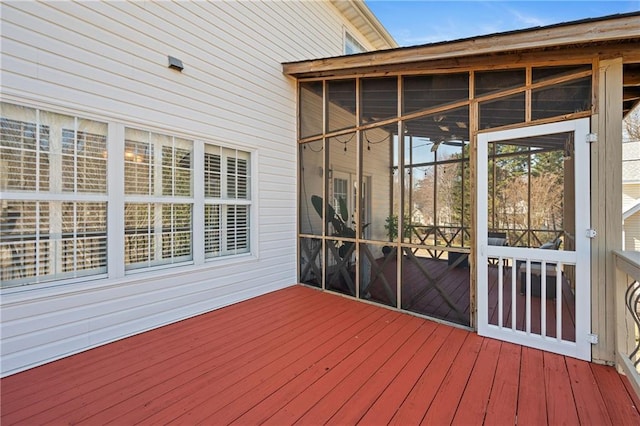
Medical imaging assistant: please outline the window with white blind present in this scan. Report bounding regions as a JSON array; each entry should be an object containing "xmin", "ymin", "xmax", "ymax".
[
  {"xmin": 1, "ymin": 103, "xmax": 108, "ymax": 287},
  {"xmin": 124, "ymin": 128, "xmax": 194, "ymax": 270},
  {"xmin": 204, "ymin": 146, "xmax": 250, "ymax": 258},
  {"xmin": 1, "ymin": 102, "xmax": 254, "ymax": 288}
]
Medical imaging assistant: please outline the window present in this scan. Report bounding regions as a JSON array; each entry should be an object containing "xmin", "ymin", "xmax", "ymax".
[
  {"xmin": 1, "ymin": 103, "xmax": 108, "ymax": 286},
  {"xmin": 204, "ymin": 146, "xmax": 251, "ymax": 258},
  {"xmin": 1, "ymin": 102, "xmax": 253, "ymax": 289},
  {"xmin": 124, "ymin": 129, "xmax": 194, "ymax": 270},
  {"xmin": 345, "ymin": 32, "xmax": 366, "ymax": 55}
]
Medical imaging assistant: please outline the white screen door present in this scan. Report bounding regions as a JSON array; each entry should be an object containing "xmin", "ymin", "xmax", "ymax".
[{"xmin": 477, "ymin": 118, "xmax": 591, "ymax": 360}]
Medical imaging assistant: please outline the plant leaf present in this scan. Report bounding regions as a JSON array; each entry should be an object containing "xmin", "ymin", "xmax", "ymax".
[{"xmin": 338, "ymin": 196, "xmax": 349, "ymax": 223}]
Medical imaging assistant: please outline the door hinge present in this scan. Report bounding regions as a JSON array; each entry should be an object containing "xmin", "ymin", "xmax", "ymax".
[
  {"xmin": 586, "ymin": 229, "xmax": 597, "ymax": 239},
  {"xmin": 587, "ymin": 333, "xmax": 599, "ymax": 344},
  {"xmin": 587, "ymin": 133, "xmax": 597, "ymax": 143}
]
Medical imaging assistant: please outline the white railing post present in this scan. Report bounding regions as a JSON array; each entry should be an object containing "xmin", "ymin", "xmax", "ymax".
[{"xmin": 613, "ymin": 250, "xmax": 640, "ymax": 398}]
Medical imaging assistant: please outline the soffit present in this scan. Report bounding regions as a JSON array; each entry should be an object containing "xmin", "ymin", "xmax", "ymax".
[{"xmin": 330, "ymin": 0, "xmax": 397, "ymax": 50}]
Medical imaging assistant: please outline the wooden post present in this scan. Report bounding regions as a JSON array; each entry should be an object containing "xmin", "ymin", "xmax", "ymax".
[{"xmin": 591, "ymin": 57, "xmax": 624, "ymax": 364}]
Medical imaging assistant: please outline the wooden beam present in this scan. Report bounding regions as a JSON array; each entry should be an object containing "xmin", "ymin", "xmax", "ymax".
[
  {"xmin": 286, "ymin": 45, "xmax": 640, "ymax": 80},
  {"xmin": 283, "ymin": 15, "xmax": 640, "ymax": 77},
  {"xmin": 623, "ymin": 69, "xmax": 640, "ymax": 86}
]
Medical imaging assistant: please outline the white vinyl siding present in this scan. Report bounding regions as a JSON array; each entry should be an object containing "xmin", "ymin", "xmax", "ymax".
[{"xmin": 0, "ymin": 0, "xmax": 379, "ymax": 377}]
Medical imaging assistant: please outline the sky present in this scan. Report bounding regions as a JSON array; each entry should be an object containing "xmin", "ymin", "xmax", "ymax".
[{"xmin": 365, "ymin": 0, "xmax": 640, "ymax": 47}]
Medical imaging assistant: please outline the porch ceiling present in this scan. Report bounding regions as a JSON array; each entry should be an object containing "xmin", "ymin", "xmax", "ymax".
[{"xmin": 2, "ymin": 285, "xmax": 639, "ymax": 424}]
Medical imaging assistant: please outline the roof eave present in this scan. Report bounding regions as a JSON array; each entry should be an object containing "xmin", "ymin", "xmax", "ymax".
[
  {"xmin": 330, "ymin": 0, "xmax": 398, "ymax": 50},
  {"xmin": 284, "ymin": 12, "xmax": 640, "ymax": 77}
]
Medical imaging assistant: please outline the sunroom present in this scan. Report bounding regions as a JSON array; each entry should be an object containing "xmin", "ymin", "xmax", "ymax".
[{"xmin": 287, "ymin": 12, "xmax": 640, "ymax": 367}]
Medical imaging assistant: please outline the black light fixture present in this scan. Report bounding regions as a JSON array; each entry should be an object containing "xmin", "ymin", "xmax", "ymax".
[{"xmin": 168, "ymin": 55, "xmax": 184, "ymax": 72}]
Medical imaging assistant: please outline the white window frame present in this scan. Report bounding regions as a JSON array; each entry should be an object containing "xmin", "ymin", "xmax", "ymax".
[
  {"xmin": 203, "ymin": 145, "xmax": 252, "ymax": 260},
  {"xmin": 123, "ymin": 128, "xmax": 195, "ymax": 272},
  {"xmin": 1, "ymin": 104, "xmax": 109, "ymax": 288},
  {"xmin": 1, "ymin": 102, "xmax": 257, "ymax": 291},
  {"xmin": 344, "ymin": 30, "xmax": 366, "ymax": 55}
]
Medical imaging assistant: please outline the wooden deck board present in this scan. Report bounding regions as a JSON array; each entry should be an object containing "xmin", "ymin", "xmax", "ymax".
[
  {"xmin": 517, "ymin": 347, "xmax": 549, "ymax": 424},
  {"xmin": 483, "ymin": 341, "xmax": 521, "ymax": 425},
  {"xmin": 1, "ymin": 285, "xmax": 639, "ymax": 425},
  {"xmin": 420, "ymin": 332, "xmax": 484, "ymax": 425},
  {"xmin": 543, "ymin": 351, "xmax": 579, "ymax": 424},
  {"xmin": 451, "ymin": 337, "xmax": 502, "ymax": 425},
  {"xmin": 357, "ymin": 323, "xmax": 455, "ymax": 425},
  {"xmin": 1, "ymin": 286, "xmax": 307, "ymax": 405},
  {"xmin": 263, "ymin": 312, "xmax": 413, "ymax": 425},
  {"xmin": 590, "ymin": 363, "xmax": 640, "ymax": 425},
  {"xmin": 99, "ymin": 292, "xmax": 372, "ymax": 425},
  {"xmin": 326, "ymin": 321, "xmax": 439, "ymax": 425},
  {"xmin": 102, "ymin": 292, "xmax": 364, "ymax": 425},
  {"xmin": 567, "ymin": 357, "xmax": 613, "ymax": 425}
]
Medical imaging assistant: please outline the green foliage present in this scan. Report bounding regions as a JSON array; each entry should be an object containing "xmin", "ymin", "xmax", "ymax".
[
  {"xmin": 384, "ymin": 214, "xmax": 413, "ymax": 241},
  {"xmin": 384, "ymin": 215, "xmax": 398, "ymax": 241}
]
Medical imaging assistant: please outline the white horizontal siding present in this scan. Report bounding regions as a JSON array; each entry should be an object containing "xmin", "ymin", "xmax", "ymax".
[{"xmin": 0, "ymin": 0, "xmax": 363, "ymax": 376}]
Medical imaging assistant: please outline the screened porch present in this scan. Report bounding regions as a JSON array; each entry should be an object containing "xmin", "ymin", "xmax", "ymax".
[{"xmin": 298, "ymin": 66, "xmax": 589, "ymax": 338}]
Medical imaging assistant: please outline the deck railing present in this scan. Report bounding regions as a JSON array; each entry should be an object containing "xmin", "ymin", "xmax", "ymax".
[{"xmin": 613, "ymin": 250, "xmax": 640, "ymax": 397}]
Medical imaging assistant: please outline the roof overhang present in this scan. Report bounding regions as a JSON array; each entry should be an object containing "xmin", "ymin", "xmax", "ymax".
[
  {"xmin": 284, "ymin": 12, "xmax": 640, "ymax": 116},
  {"xmin": 330, "ymin": 0, "xmax": 397, "ymax": 50},
  {"xmin": 284, "ymin": 12, "xmax": 640, "ymax": 77},
  {"xmin": 624, "ymin": 200, "xmax": 640, "ymax": 220}
]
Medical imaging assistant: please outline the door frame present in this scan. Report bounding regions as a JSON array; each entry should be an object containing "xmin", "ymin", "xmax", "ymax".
[{"xmin": 476, "ymin": 118, "xmax": 591, "ymax": 360}]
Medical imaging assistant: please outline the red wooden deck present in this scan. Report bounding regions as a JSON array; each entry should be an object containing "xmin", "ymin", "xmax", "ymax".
[{"xmin": 2, "ymin": 285, "xmax": 639, "ymax": 425}]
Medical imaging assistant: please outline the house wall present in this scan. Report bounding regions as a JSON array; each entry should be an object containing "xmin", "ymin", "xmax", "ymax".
[
  {"xmin": 624, "ymin": 213, "xmax": 640, "ymax": 251},
  {"xmin": 0, "ymin": 0, "xmax": 381, "ymax": 377},
  {"xmin": 623, "ymin": 183, "xmax": 640, "ymax": 210}
]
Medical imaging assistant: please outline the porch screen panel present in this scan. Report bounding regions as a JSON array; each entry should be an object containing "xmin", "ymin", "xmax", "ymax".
[
  {"xmin": 489, "ymin": 133, "xmax": 573, "ymax": 248},
  {"xmin": 327, "ymin": 79, "xmax": 356, "ymax": 133},
  {"xmin": 298, "ymin": 142, "xmax": 321, "ymax": 316},
  {"xmin": 299, "ymin": 140, "xmax": 324, "ymax": 236},
  {"xmin": 403, "ymin": 73, "xmax": 469, "ymax": 115},
  {"xmin": 360, "ymin": 242, "xmax": 397, "ymax": 307},
  {"xmin": 362, "ymin": 125, "xmax": 396, "ymax": 242},
  {"xmin": 325, "ymin": 133, "xmax": 357, "ymax": 297},
  {"xmin": 300, "ymin": 81, "xmax": 323, "ymax": 139},
  {"xmin": 1, "ymin": 103, "xmax": 108, "ymax": 287},
  {"xmin": 361, "ymin": 77, "xmax": 397, "ymax": 125},
  {"xmin": 401, "ymin": 107, "xmax": 471, "ymax": 327},
  {"xmin": 360, "ymin": 124, "xmax": 398, "ymax": 305},
  {"xmin": 479, "ymin": 92, "xmax": 526, "ymax": 130},
  {"xmin": 532, "ymin": 65, "xmax": 591, "ymax": 83},
  {"xmin": 402, "ymin": 107, "xmax": 470, "ymax": 248},
  {"xmin": 475, "ymin": 69, "xmax": 525, "ymax": 97},
  {"xmin": 532, "ymin": 77, "xmax": 592, "ymax": 121}
]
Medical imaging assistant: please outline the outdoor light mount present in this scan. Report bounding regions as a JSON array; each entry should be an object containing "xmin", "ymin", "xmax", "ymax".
[{"xmin": 168, "ymin": 55, "xmax": 184, "ymax": 72}]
